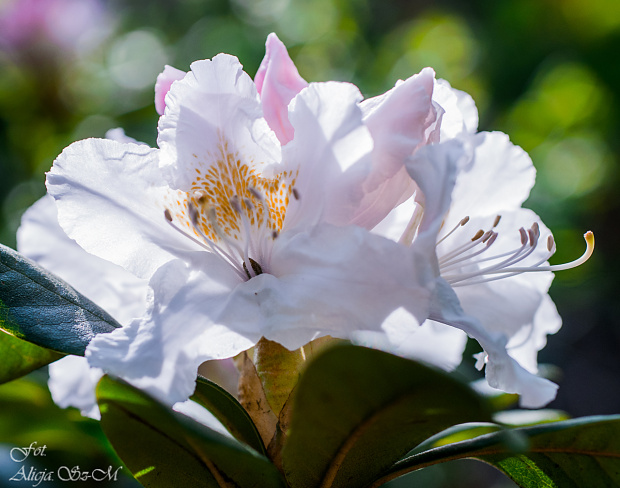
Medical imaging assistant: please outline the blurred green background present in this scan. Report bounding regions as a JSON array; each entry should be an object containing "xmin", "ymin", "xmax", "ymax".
[{"xmin": 0, "ymin": 0, "xmax": 618, "ymax": 486}]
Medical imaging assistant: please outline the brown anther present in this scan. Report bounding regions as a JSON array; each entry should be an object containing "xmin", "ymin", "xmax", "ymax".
[
  {"xmin": 230, "ymin": 195, "xmax": 242, "ymax": 213},
  {"xmin": 292, "ymin": 188, "xmax": 300, "ymax": 200},
  {"xmin": 493, "ymin": 215, "xmax": 501, "ymax": 227},
  {"xmin": 481, "ymin": 230, "xmax": 493, "ymax": 243},
  {"xmin": 272, "ymin": 230, "xmax": 279, "ymax": 239},
  {"xmin": 527, "ymin": 228, "xmax": 537, "ymax": 247},
  {"xmin": 243, "ymin": 258, "xmax": 264, "ymax": 279},
  {"xmin": 243, "ymin": 198, "xmax": 254, "ymax": 211},
  {"xmin": 547, "ymin": 235, "xmax": 555, "ymax": 252},
  {"xmin": 188, "ymin": 202, "xmax": 200, "ymax": 226},
  {"xmin": 471, "ymin": 229, "xmax": 484, "ymax": 241},
  {"xmin": 164, "ymin": 208, "xmax": 173, "ymax": 222},
  {"xmin": 460, "ymin": 216, "xmax": 470, "ymax": 226},
  {"xmin": 248, "ymin": 187, "xmax": 262, "ymax": 200},
  {"xmin": 486, "ymin": 232, "xmax": 498, "ymax": 246},
  {"xmin": 519, "ymin": 227, "xmax": 528, "ymax": 245}
]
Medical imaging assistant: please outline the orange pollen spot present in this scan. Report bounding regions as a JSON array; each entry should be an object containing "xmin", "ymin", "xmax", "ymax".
[{"xmin": 185, "ymin": 140, "xmax": 296, "ymax": 243}]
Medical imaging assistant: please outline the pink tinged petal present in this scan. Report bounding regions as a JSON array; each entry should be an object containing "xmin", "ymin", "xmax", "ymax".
[
  {"xmin": 431, "ymin": 279, "xmax": 557, "ymax": 408},
  {"xmin": 351, "ymin": 68, "xmax": 440, "ymax": 229},
  {"xmin": 157, "ymin": 54, "xmax": 281, "ymax": 191},
  {"xmin": 17, "ymin": 195, "xmax": 148, "ymax": 325},
  {"xmin": 46, "ymin": 138, "xmax": 202, "ymax": 281},
  {"xmin": 48, "ymin": 356, "xmax": 103, "ymax": 419},
  {"xmin": 283, "ymin": 82, "xmax": 373, "ymax": 229},
  {"xmin": 154, "ymin": 65, "xmax": 186, "ymax": 115},
  {"xmin": 254, "ymin": 33, "xmax": 308, "ymax": 145}
]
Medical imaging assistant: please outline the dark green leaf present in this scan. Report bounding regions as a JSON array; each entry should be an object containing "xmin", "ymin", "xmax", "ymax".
[
  {"xmin": 0, "ymin": 243, "xmax": 120, "ymax": 355},
  {"xmin": 97, "ymin": 375, "xmax": 287, "ymax": 488},
  {"xmin": 281, "ymin": 344, "xmax": 492, "ymax": 488},
  {"xmin": 192, "ymin": 376, "xmax": 267, "ymax": 456},
  {"xmin": 375, "ymin": 415, "xmax": 620, "ymax": 488},
  {"xmin": 0, "ymin": 330, "xmax": 63, "ymax": 383},
  {"xmin": 0, "ymin": 376, "xmax": 140, "ymax": 486}
]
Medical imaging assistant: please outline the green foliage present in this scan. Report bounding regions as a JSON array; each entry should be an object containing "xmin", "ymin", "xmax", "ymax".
[
  {"xmin": 377, "ymin": 415, "xmax": 620, "ymax": 488},
  {"xmin": 191, "ymin": 376, "xmax": 267, "ymax": 455},
  {"xmin": 0, "ymin": 376, "xmax": 140, "ymax": 487},
  {"xmin": 96, "ymin": 375, "xmax": 287, "ymax": 488},
  {"xmin": 0, "ymin": 329, "xmax": 63, "ymax": 384},
  {"xmin": 281, "ymin": 344, "xmax": 493, "ymax": 488},
  {"xmin": 0, "ymin": 243, "xmax": 120, "ymax": 355}
]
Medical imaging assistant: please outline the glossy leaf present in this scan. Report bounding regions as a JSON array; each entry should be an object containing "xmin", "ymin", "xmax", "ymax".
[
  {"xmin": 0, "ymin": 329, "xmax": 63, "ymax": 383},
  {"xmin": 374, "ymin": 415, "xmax": 620, "ymax": 488},
  {"xmin": 281, "ymin": 344, "xmax": 492, "ymax": 488},
  {"xmin": 0, "ymin": 243, "xmax": 120, "ymax": 355},
  {"xmin": 191, "ymin": 375, "xmax": 267, "ymax": 455},
  {"xmin": 97, "ymin": 375, "xmax": 287, "ymax": 488}
]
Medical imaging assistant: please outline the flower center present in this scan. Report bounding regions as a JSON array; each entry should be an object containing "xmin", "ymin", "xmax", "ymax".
[{"xmin": 163, "ymin": 137, "xmax": 298, "ymax": 280}]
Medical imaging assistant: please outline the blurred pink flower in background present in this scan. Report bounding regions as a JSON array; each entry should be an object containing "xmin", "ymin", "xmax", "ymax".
[{"xmin": 0, "ymin": 0, "xmax": 112, "ymax": 56}]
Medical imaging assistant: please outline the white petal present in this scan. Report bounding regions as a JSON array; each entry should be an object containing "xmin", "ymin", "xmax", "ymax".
[
  {"xmin": 507, "ymin": 294, "xmax": 562, "ymax": 374},
  {"xmin": 104, "ymin": 127, "xmax": 147, "ymax": 145},
  {"xmin": 48, "ymin": 356, "xmax": 103, "ymax": 419},
  {"xmin": 406, "ymin": 139, "xmax": 463, "ymax": 252},
  {"xmin": 47, "ymin": 138, "xmax": 200, "ymax": 280},
  {"xmin": 446, "ymin": 131, "xmax": 536, "ymax": 229},
  {"xmin": 17, "ymin": 195, "xmax": 148, "ymax": 325},
  {"xmin": 431, "ymin": 279, "xmax": 557, "ymax": 408},
  {"xmin": 283, "ymin": 82, "xmax": 373, "ymax": 229},
  {"xmin": 157, "ymin": 54, "xmax": 282, "ymax": 192},
  {"xmin": 433, "ymin": 79, "xmax": 478, "ymax": 139},
  {"xmin": 86, "ymin": 257, "xmax": 253, "ymax": 406},
  {"xmin": 262, "ymin": 224, "xmax": 433, "ymax": 348},
  {"xmin": 353, "ymin": 308, "xmax": 467, "ymax": 371}
]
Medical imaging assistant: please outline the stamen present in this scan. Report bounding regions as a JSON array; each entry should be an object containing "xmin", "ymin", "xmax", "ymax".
[
  {"xmin": 164, "ymin": 208, "xmax": 246, "ymax": 280},
  {"xmin": 493, "ymin": 215, "xmax": 501, "ymax": 227},
  {"xmin": 436, "ymin": 216, "xmax": 470, "ymax": 245},
  {"xmin": 444, "ymin": 230, "xmax": 594, "ymax": 287},
  {"xmin": 398, "ymin": 202, "xmax": 423, "ymax": 247},
  {"xmin": 229, "ymin": 196, "xmax": 257, "ymax": 278},
  {"xmin": 292, "ymin": 188, "xmax": 300, "ymax": 200},
  {"xmin": 471, "ymin": 229, "xmax": 484, "ymax": 241}
]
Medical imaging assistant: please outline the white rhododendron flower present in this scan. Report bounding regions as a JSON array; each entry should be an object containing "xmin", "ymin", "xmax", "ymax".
[
  {"xmin": 35, "ymin": 32, "xmax": 591, "ymax": 410},
  {"xmin": 45, "ymin": 33, "xmax": 445, "ymax": 405},
  {"xmin": 374, "ymin": 85, "xmax": 593, "ymax": 407}
]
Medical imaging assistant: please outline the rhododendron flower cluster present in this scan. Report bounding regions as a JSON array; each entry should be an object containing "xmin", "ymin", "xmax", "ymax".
[{"xmin": 19, "ymin": 33, "xmax": 593, "ymax": 416}]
